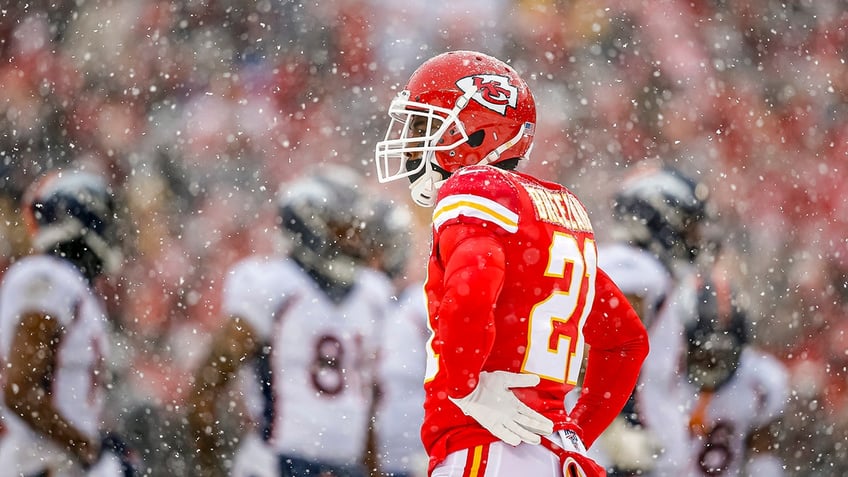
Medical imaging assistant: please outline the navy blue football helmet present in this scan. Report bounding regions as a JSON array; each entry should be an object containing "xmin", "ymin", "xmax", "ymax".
[
  {"xmin": 277, "ymin": 165, "xmax": 371, "ymax": 291},
  {"xmin": 23, "ymin": 169, "xmax": 122, "ymax": 278},
  {"xmin": 612, "ymin": 166, "xmax": 710, "ymax": 267},
  {"xmin": 363, "ymin": 198, "xmax": 413, "ymax": 280},
  {"xmin": 685, "ymin": 272, "xmax": 749, "ymax": 392}
]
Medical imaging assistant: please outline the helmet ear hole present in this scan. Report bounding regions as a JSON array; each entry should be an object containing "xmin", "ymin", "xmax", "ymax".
[{"xmin": 467, "ymin": 130, "xmax": 485, "ymax": 147}]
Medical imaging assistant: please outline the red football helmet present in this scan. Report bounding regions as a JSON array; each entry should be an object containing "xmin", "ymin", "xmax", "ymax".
[{"xmin": 375, "ymin": 50, "xmax": 536, "ymax": 206}]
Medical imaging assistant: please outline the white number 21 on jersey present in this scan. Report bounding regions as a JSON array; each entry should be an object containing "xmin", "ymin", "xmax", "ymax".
[
  {"xmin": 423, "ymin": 232, "xmax": 597, "ymax": 385},
  {"xmin": 521, "ymin": 232, "xmax": 597, "ymax": 385}
]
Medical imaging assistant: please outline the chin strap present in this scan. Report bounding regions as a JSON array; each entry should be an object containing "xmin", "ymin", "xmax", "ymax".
[{"xmin": 409, "ymin": 159, "xmax": 448, "ymax": 208}]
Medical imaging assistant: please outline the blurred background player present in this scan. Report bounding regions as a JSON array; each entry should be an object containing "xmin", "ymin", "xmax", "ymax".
[
  {"xmin": 373, "ymin": 285, "xmax": 430, "ymax": 477},
  {"xmin": 374, "ymin": 50, "xmax": 649, "ymax": 477},
  {"xmin": 593, "ymin": 163, "xmax": 789, "ymax": 476},
  {"xmin": 678, "ymin": 265, "xmax": 789, "ymax": 476},
  {"xmin": 0, "ymin": 168, "xmax": 133, "ymax": 476},
  {"xmin": 187, "ymin": 165, "xmax": 395, "ymax": 477},
  {"xmin": 364, "ymin": 198, "xmax": 430, "ymax": 477},
  {"xmin": 363, "ymin": 197, "xmax": 415, "ymax": 290},
  {"xmin": 586, "ymin": 164, "xmax": 711, "ymax": 476}
]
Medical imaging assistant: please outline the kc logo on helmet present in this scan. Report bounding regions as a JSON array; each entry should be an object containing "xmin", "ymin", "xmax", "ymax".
[{"xmin": 456, "ymin": 74, "xmax": 517, "ymax": 115}]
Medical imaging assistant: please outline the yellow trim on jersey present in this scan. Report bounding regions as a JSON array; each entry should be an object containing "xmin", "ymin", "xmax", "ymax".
[{"xmin": 433, "ymin": 194, "xmax": 519, "ymax": 233}]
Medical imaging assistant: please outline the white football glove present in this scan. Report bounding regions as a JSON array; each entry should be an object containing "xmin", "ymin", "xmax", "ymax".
[{"xmin": 449, "ymin": 370, "xmax": 554, "ymax": 446}]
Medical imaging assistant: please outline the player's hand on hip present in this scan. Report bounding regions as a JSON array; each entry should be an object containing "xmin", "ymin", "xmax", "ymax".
[{"xmin": 449, "ymin": 370, "xmax": 554, "ymax": 446}]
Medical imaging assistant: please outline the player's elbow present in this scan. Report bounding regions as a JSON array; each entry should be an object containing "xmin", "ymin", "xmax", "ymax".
[
  {"xmin": 621, "ymin": 307, "xmax": 650, "ymax": 363},
  {"xmin": 634, "ymin": 325, "xmax": 650, "ymax": 362},
  {"xmin": 625, "ymin": 317, "xmax": 650, "ymax": 361},
  {"xmin": 2, "ymin": 381, "xmax": 17, "ymax": 413},
  {"xmin": 3, "ymin": 376, "xmax": 38, "ymax": 421}
]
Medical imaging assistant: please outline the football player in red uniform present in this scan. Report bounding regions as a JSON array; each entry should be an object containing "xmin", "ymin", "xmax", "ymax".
[{"xmin": 374, "ymin": 50, "xmax": 650, "ymax": 477}]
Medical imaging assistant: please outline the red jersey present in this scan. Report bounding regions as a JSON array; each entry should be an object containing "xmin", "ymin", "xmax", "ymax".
[{"xmin": 421, "ymin": 165, "xmax": 648, "ymax": 470}]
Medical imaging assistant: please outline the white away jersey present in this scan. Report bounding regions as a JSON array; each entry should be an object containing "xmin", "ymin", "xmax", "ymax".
[
  {"xmin": 634, "ymin": 268, "xmax": 701, "ymax": 476},
  {"xmin": 221, "ymin": 256, "xmax": 394, "ymax": 464},
  {"xmin": 583, "ymin": 243, "xmax": 676, "ymax": 471},
  {"xmin": 0, "ymin": 255, "xmax": 110, "ymax": 472},
  {"xmin": 375, "ymin": 282, "xmax": 429, "ymax": 475},
  {"xmin": 680, "ymin": 347, "xmax": 789, "ymax": 476},
  {"xmin": 586, "ymin": 248, "xmax": 694, "ymax": 475},
  {"xmin": 598, "ymin": 242, "xmax": 672, "ymax": 329}
]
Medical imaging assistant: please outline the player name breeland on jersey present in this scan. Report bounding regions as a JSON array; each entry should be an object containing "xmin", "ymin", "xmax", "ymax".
[{"xmin": 524, "ymin": 184, "xmax": 593, "ymax": 232}]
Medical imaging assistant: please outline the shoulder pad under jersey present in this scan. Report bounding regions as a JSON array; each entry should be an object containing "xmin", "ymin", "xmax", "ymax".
[
  {"xmin": 432, "ymin": 166, "xmax": 521, "ymax": 234},
  {"xmin": 355, "ymin": 266, "xmax": 395, "ymax": 302},
  {"xmin": 599, "ymin": 243, "xmax": 671, "ymax": 302},
  {"xmin": 222, "ymin": 256, "xmax": 298, "ymax": 340},
  {"xmin": 0, "ymin": 256, "xmax": 88, "ymax": 328},
  {"xmin": 737, "ymin": 347, "xmax": 790, "ymax": 424}
]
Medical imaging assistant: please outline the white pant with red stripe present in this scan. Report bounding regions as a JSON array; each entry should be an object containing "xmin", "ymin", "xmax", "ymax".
[{"xmin": 431, "ymin": 431, "xmax": 588, "ymax": 477}]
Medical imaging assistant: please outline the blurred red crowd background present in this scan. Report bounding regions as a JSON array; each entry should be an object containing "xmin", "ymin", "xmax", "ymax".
[{"xmin": 0, "ymin": 1, "xmax": 846, "ymax": 474}]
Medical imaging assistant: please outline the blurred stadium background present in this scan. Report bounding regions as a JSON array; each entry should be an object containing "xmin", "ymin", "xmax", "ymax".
[{"xmin": 0, "ymin": 1, "xmax": 846, "ymax": 475}]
